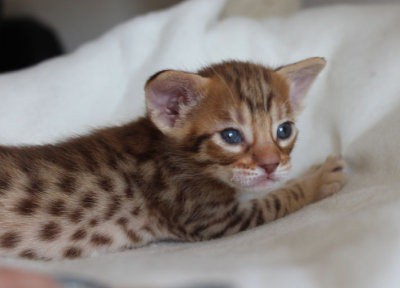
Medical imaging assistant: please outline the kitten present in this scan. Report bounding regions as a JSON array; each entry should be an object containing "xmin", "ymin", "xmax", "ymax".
[{"xmin": 0, "ymin": 57, "xmax": 346, "ymax": 260}]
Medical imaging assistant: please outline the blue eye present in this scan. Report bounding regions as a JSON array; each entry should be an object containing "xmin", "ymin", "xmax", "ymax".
[
  {"xmin": 277, "ymin": 122, "xmax": 292, "ymax": 140},
  {"xmin": 220, "ymin": 129, "xmax": 242, "ymax": 144}
]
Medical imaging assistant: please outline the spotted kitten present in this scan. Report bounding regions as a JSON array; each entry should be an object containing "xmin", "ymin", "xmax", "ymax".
[{"xmin": 0, "ymin": 57, "xmax": 346, "ymax": 260}]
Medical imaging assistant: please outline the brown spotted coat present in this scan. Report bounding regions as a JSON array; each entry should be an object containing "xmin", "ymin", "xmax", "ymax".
[{"xmin": 0, "ymin": 59, "xmax": 346, "ymax": 260}]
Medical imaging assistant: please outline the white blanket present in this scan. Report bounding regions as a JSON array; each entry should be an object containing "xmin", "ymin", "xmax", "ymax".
[{"xmin": 1, "ymin": 1, "xmax": 400, "ymax": 287}]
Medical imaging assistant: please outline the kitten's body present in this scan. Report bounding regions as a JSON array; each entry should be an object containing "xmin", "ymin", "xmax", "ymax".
[{"xmin": 0, "ymin": 59, "xmax": 346, "ymax": 260}]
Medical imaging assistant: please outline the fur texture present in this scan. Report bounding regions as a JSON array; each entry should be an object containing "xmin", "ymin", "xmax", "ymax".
[{"xmin": 0, "ymin": 58, "xmax": 346, "ymax": 260}]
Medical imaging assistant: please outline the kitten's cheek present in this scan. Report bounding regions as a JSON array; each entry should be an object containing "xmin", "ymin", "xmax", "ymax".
[
  {"xmin": 207, "ymin": 166, "xmax": 233, "ymax": 185},
  {"xmin": 278, "ymin": 162, "xmax": 292, "ymax": 172}
]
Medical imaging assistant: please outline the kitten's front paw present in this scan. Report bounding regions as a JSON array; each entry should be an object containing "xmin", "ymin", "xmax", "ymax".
[{"xmin": 307, "ymin": 155, "xmax": 347, "ymax": 202}]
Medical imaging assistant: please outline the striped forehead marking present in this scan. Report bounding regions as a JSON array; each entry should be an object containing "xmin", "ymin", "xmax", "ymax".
[{"xmin": 199, "ymin": 61, "xmax": 279, "ymax": 114}]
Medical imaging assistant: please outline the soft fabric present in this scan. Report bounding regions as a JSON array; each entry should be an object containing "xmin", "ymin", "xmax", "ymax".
[{"xmin": 1, "ymin": 0, "xmax": 400, "ymax": 287}]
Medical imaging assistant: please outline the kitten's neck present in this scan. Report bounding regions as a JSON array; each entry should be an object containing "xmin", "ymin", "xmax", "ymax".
[{"xmin": 120, "ymin": 117, "xmax": 186, "ymax": 161}]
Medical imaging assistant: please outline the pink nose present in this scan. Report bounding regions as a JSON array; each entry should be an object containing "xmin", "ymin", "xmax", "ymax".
[
  {"xmin": 254, "ymin": 144, "xmax": 280, "ymax": 175},
  {"xmin": 262, "ymin": 163, "xmax": 279, "ymax": 174}
]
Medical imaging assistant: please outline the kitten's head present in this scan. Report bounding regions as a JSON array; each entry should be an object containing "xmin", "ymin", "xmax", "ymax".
[{"xmin": 145, "ymin": 58, "xmax": 325, "ymax": 192}]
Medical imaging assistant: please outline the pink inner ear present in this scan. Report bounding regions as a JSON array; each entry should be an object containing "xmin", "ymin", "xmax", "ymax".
[
  {"xmin": 164, "ymin": 89, "xmax": 188, "ymax": 126},
  {"xmin": 147, "ymin": 80, "xmax": 193, "ymax": 128},
  {"xmin": 290, "ymin": 73, "xmax": 313, "ymax": 103},
  {"xmin": 288, "ymin": 66, "xmax": 323, "ymax": 111}
]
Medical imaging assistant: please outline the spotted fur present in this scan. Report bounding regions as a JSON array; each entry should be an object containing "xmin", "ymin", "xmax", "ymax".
[{"xmin": 0, "ymin": 58, "xmax": 346, "ymax": 260}]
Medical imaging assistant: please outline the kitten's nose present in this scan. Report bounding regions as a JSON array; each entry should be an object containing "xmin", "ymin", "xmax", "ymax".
[
  {"xmin": 262, "ymin": 163, "xmax": 279, "ymax": 174},
  {"xmin": 254, "ymin": 144, "xmax": 280, "ymax": 175}
]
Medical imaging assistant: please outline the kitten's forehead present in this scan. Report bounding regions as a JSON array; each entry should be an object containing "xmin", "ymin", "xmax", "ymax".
[{"xmin": 199, "ymin": 61, "xmax": 292, "ymax": 122}]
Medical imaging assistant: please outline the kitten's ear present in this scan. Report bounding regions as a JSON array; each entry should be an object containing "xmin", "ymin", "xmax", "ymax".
[
  {"xmin": 276, "ymin": 57, "xmax": 326, "ymax": 115},
  {"xmin": 145, "ymin": 70, "xmax": 209, "ymax": 134}
]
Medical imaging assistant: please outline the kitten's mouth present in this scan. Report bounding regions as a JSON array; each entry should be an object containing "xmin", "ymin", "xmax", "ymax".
[
  {"xmin": 231, "ymin": 164, "xmax": 292, "ymax": 191},
  {"xmin": 232, "ymin": 173, "xmax": 279, "ymax": 190},
  {"xmin": 245, "ymin": 175, "xmax": 278, "ymax": 188}
]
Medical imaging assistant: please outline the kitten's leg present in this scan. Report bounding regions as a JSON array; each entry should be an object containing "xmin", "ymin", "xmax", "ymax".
[{"xmin": 189, "ymin": 155, "xmax": 347, "ymax": 240}]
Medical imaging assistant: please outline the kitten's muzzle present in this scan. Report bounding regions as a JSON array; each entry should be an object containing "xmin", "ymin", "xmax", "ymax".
[
  {"xmin": 262, "ymin": 163, "xmax": 279, "ymax": 174},
  {"xmin": 253, "ymin": 144, "xmax": 280, "ymax": 175}
]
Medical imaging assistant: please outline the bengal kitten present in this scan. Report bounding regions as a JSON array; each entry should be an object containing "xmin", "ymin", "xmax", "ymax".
[{"xmin": 0, "ymin": 57, "xmax": 346, "ymax": 260}]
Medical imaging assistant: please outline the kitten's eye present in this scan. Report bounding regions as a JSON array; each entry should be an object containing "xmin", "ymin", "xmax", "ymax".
[
  {"xmin": 220, "ymin": 129, "xmax": 242, "ymax": 144},
  {"xmin": 277, "ymin": 122, "xmax": 292, "ymax": 140}
]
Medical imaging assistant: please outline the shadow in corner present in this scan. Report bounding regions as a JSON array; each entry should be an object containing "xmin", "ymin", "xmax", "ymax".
[{"xmin": 0, "ymin": 0, "xmax": 64, "ymax": 73}]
